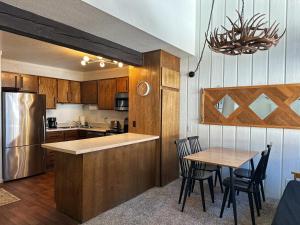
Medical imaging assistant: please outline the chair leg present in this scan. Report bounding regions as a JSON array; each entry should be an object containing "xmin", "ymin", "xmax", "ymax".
[
  {"xmin": 199, "ymin": 180, "xmax": 206, "ymax": 212},
  {"xmin": 227, "ymin": 191, "xmax": 232, "ymax": 208},
  {"xmin": 260, "ymin": 181, "xmax": 266, "ymax": 202},
  {"xmin": 253, "ymin": 191, "xmax": 261, "ymax": 217},
  {"xmin": 220, "ymin": 187, "xmax": 229, "ymax": 218},
  {"xmin": 256, "ymin": 185, "xmax": 262, "ymax": 209},
  {"xmin": 191, "ymin": 180, "xmax": 195, "ymax": 193},
  {"xmin": 208, "ymin": 177, "xmax": 214, "ymax": 203},
  {"xmin": 214, "ymin": 171, "xmax": 218, "ymax": 187},
  {"xmin": 178, "ymin": 177, "xmax": 186, "ymax": 204},
  {"xmin": 248, "ymin": 193, "xmax": 256, "ymax": 225},
  {"xmin": 217, "ymin": 169, "xmax": 224, "ymax": 193}
]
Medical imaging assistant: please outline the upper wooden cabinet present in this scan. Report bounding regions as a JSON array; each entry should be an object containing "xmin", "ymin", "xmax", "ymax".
[
  {"xmin": 39, "ymin": 77, "xmax": 57, "ymax": 109},
  {"xmin": 57, "ymin": 79, "xmax": 69, "ymax": 103},
  {"xmin": 81, "ymin": 81, "xmax": 98, "ymax": 104},
  {"xmin": 57, "ymin": 80, "xmax": 81, "ymax": 104},
  {"xmin": 116, "ymin": 77, "xmax": 129, "ymax": 92},
  {"xmin": 20, "ymin": 74, "xmax": 39, "ymax": 93},
  {"xmin": 69, "ymin": 81, "xmax": 81, "ymax": 104},
  {"xmin": 161, "ymin": 67, "xmax": 180, "ymax": 90},
  {"xmin": 2, "ymin": 72, "xmax": 39, "ymax": 93},
  {"xmin": 1, "ymin": 72, "xmax": 20, "ymax": 89},
  {"xmin": 98, "ymin": 79, "xmax": 116, "ymax": 110}
]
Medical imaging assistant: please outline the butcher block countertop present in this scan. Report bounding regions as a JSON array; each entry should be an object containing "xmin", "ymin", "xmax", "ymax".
[{"xmin": 42, "ymin": 133, "xmax": 159, "ymax": 155}]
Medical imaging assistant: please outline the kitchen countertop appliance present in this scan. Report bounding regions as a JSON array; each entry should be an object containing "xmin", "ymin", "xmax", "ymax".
[
  {"xmin": 115, "ymin": 92, "xmax": 128, "ymax": 111},
  {"xmin": 47, "ymin": 117, "xmax": 57, "ymax": 128},
  {"xmin": 2, "ymin": 92, "xmax": 46, "ymax": 181}
]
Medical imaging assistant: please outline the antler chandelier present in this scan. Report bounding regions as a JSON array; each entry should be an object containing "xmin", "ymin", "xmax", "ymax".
[{"xmin": 206, "ymin": 0, "xmax": 285, "ymax": 55}]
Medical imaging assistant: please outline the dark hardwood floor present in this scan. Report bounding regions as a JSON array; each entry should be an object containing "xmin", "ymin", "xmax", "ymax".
[{"xmin": 0, "ymin": 172, "xmax": 78, "ymax": 225}]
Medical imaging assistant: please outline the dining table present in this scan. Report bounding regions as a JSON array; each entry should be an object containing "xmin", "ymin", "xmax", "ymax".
[{"xmin": 183, "ymin": 147, "xmax": 259, "ymax": 225}]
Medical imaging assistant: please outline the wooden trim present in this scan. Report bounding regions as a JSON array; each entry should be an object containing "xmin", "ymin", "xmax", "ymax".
[
  {"xmin": 201, "ymin": 83, "xmax": 300, "ymax": 129},
  {"xmin": 0, "ymin": 2, "xmax": 143, "ymax": 66}
]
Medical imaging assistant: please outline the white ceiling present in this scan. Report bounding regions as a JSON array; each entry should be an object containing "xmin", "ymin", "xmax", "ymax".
[{"xmin": 0, "ymin": 31, "xmax": 122, "ymax": 72}]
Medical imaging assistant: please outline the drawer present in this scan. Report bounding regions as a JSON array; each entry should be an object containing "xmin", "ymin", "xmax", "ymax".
[{"xmin": 46, "ymin": 131, "xmax": 64, "ymax": 143}]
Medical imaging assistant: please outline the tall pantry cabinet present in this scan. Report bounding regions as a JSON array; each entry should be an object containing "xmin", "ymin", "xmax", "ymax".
[{"xmin": 129, "ymin": 50, "xmax": 180, "ymax": 186}]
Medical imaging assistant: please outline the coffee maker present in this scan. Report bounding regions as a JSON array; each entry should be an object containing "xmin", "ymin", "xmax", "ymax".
[{"xmin": 47, "ymin": 117, "xmax": 57, "ymax": 128}]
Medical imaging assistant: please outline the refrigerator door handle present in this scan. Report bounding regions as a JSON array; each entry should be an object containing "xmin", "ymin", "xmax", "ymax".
[{"xmin": 42, "ymin": 115, "xmax": 46, "ymax": 144}]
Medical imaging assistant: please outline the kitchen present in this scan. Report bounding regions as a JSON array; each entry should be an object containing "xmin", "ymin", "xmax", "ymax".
[{"xmin": 0, "ymin": 11, "xmax": 180, "ymax": 223}]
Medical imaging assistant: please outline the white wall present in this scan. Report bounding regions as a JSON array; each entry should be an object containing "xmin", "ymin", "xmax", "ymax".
[
  {"xmin": 181, "ymin": 0, "xmax": 300, "ymax": 199},
  {"xmin": 82, "ymin": 0, "xmax": 196, "ymax": 55}
]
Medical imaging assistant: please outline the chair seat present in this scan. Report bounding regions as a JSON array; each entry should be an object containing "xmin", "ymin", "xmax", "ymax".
[
  {"xmin": 234, "ymin": 168, "xmax": 252, "ymax": 179},
  {"xmin": 223, "ymin": 177, "xmax": 254, "ymax": 192},
  {"xmin": 184, "ymin": 170, "xmax": 212, "ymax": 180}
]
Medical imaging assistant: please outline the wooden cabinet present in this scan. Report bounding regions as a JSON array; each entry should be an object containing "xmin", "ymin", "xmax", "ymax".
[
  {"xmin": 57, "ymin": 79, "xmax": 69, "ymax": 103},
  {"xmin": 129, "ymin": 50, "xmax": 180, "ymax": 186},
  {"xmin": 39, "ymin": 77, "xmax": 57, "ymax": 109},
  {"xmin": 45, "ymin": 131, "xmax": 65, "ymax": 169},
  {"xmin": 1, "ymin": 72, "xmax": 38, "ymax": 93},
  {"xmin": 81, "ymin": 81, "xmax": 98, "ymax": 104},
  {"xmin": 57, "ymin": 80, "xmax": 81, "ymax": 104},
  {"xmin": 70, "ymin": 81, "xmax": 81, "ymax": 104},
  {"xmin": 20, "ymin": 74, "xmax": 39, "ymax": 93},
  {"xmin": 64, "ymin": 130, "xmax": 79, "ymax": 141},
  {"xmin": 1, "ymin": 72, "xmax": 20, "ymax": 89},
  {"xmin": 116, "ymin": 77, "xmax": 129, "ymax": 92},
  {"xmin": 98, "ymin": 79, "xmax": 116, "ymax": 110}
]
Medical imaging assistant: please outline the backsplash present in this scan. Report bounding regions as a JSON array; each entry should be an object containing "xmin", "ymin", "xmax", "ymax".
[{"xmin": 46, "ymin": 104, "xmax": 128, "ymax": 127}]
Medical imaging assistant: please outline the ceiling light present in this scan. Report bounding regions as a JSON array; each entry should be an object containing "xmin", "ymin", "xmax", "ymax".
[
  {"xmin": 118, "ymin": 62, "xmax": 123, "ymax": 68},
  {"xmin": 81, "ymin": 60, "xmax": 87, "ymax": 66},
  {"xmin": 97, "ymin": 56, "xmax": 103, "ymax": 60},
  {"xmin": 99, "ymin": 62, "xmax": 105, "ymax": 68},
  {"xmin": 83, "ymin": 56, "xmax": 90, "ymax": 62},
  {"xmin": 113, "ymin": 60, "xmax": 118, "ymax": 64}
]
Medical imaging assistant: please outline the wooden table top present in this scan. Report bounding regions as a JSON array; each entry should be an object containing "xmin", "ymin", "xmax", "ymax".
[{"xmin": 184, "ymin": 147, "xmax": 259, "ymax": 168}]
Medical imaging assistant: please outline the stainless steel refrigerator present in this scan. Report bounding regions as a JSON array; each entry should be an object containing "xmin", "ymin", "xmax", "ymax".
[{"xmin": 2, "ymin": 92, "xmax": 46, "ymax": 181}]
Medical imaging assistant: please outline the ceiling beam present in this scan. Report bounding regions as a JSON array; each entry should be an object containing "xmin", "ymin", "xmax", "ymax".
[{"xmin": 0, "ymin": 2, "xmax": 143, "ymax": 66}]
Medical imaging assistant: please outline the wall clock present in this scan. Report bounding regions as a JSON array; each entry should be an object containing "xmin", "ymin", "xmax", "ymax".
[{"xmin": 137, "ymin": 81, "xmax": 151, "ymax": 96}]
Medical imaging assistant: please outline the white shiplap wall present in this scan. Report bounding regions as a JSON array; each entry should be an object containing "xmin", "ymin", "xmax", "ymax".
[{"xmin": 180, "ymin": 0, "xmax": 300, "ymax": 199}]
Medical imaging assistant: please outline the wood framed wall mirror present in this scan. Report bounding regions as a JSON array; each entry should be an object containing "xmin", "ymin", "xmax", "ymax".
[{"xmin": 201, "ymin": 83, "xmax": 300, "ymax": 129}]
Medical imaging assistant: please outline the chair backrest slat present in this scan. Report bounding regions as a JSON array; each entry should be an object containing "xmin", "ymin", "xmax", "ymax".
[
  {"xmin": 187, "ymin": 136, "xmax": 202, "ymax": 154},
  {"xmin": 249, "ymin": 150, "xmax": 269, "ymax": 187},
  {"xmin": 175, "ymin": 139, "xmax": 190, "ymax": 177}
]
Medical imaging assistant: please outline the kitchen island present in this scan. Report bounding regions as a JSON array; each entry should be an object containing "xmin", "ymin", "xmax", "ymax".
[{"xmin": 42, "ymin": 133, "xmax": 159, "ymax": 223}]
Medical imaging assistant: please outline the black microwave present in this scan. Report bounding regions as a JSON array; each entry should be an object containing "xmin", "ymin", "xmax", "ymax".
[{"xmin": 115, "ymin": 92, "xmax": 128, "ymax": 111}]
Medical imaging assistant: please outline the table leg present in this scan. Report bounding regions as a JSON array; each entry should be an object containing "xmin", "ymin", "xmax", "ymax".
[
  {"xmin": 250, "ymin": 159, "xmax": 255, "ymax": 171},
  {"xmin": 230, "ymin": 167, "xmax": 237, "ymax": 225},
  {"xmin": 181, "ymin": 161, "xmax": 194, "ymax": 212}
]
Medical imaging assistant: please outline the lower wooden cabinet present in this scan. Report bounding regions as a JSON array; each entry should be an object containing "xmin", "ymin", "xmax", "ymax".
[
  {"xmin": 64, "ymin": 130, "xmax": 79, "ymax": 141},
  {"xmin": 45, "ymin": 131, "xmax": 65, "ymax": 169}
]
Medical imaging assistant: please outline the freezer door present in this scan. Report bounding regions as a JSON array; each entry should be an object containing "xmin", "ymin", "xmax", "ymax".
[
  {"xmin": 2, "ymin": 92, "xmax": 46, "ymax": 148},
  {"xmin": 3, "ymin": 145, "xmax": 46, "ymax": 181}
]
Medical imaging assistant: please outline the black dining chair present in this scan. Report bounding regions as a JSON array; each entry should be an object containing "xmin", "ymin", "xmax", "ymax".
[
  {"xmin": 187, "ymin": 136, "xmax": 224, "ymax": 193},
  {"xmin": 220, "ymin": 150, "xmax": 269, "ymax": 225},
  {"xmin": 175, "ymin": 138, "xmax": 214, "ymax": 212},
  {"xmin": 234, "ymin": 144, "xmax": 272, "ymax": 203}
]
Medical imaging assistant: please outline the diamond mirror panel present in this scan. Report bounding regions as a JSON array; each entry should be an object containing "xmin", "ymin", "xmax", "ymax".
[
  {"xmin": 249, "ymin": 94, "xmax": 278, "ymax": 119},
  {"xmin": 215, "ymin": 95, "xmax": 239, "ymax": 118},
  {"xmin": 290, "ymin": 98, "xmax": 300, "ymax": 116}
]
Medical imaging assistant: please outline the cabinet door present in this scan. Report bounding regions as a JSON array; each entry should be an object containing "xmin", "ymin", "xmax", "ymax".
[
  {"xmin": 57, "ymin": 79, "xmax": 69, "ymax": 103},
  {"xmin": 20, "ymin": 74, "xmax": 39, "ymax": 93},
  {"xmin": 81, "ymin": 81, "xmax": 98, "ymax": 104},
  {"xmin": 161, "ymin": 89, "xmax": 179, "ymax": 185},
  {"xmin": 39, "ymin": 77, "xmax": 57, "ymax": 109},
  {"xmin": 45, "ymin": 131, "xmax": 64, "ymax": 170},
  {"xmin": 98, "ymin": 79, "xmax": 116, "ymax": 110},
  {"xmin": 1, "ymin": 72, "xmax": 20, "ymax": 89},
  {"xmin": 70, "ymin": 81, "xmax": 81, "ymax": 104},
  {"xmin": 64, "ymin": 130, "xmax": 79, "ymax": 141},
  {"xmin": 116, "ymin": 77, "xmax": 129, "ymax": 92}
]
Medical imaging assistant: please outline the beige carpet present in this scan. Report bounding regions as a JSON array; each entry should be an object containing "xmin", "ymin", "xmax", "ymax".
[
  {"xmin": 0, "ymin": 188, "xmax": 20, "ymax": 206},
  {"xmin": 84, "ymin": 179, "xmax": 278, "ymax": 225}
]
